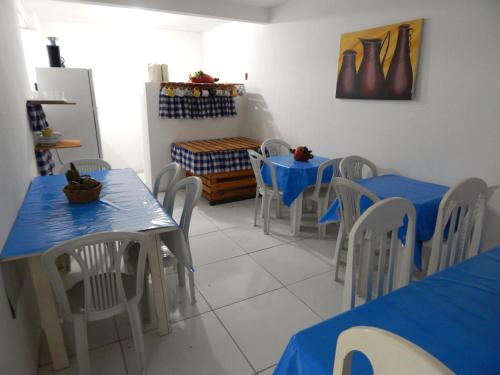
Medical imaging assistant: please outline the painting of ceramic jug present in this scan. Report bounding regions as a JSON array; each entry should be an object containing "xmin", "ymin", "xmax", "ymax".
[
  {"xmin": 357, "ymin": 33, "xmax": 390, "ymax": 98},
  {"xmin": 386, "ymin": 24, "xmax": 414, "ymax": 99},
  {"xmin": 336, "ymin": 50, "xmax": 358, "ymax": 98}
]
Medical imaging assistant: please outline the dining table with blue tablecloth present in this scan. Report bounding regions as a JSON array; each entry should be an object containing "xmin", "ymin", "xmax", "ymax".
[
  {"xmin": 0, "ymin": 169, "xmax": 183, "ymax": 370},
  {"xmin": 274, "ymin": 246, "xmax": 500, "ymax": 375},
  {"xmin": 320, "ymin": 174, "xmax": 449, "ymax": 268},
  {"xmin": 261, "ymin": 155, "xmax": 334, "ymax": 235}
]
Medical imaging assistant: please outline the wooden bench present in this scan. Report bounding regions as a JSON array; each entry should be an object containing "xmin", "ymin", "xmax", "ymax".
[{"xmin": 173, "ymin": 137, "xmax": 261, "ymax": 205}]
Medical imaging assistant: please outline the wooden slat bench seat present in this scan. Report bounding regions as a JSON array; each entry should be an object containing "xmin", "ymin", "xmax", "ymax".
[{"xmin": 173, "ymin": 137, "xmax": 261, "ymax": 205}]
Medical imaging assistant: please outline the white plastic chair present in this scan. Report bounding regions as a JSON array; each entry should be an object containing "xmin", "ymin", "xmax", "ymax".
[
  {"xmin": 161, "ymin": 176, "xmax": 202, "ymax": 304},
  {"xmin": 42, "ymin": 232, "xmax": 148, "ymax": 375},
  {"xmin": 56, "ymin": 159, "xmax": 112, "ymax": 174},
  {"xmin": 152, "ymin": 162, "xmax": 181, "ymax": 205},
  {"xmin": 260, "ymin": 138, "xmax": 292, "ymax": 158},
  {"xmin": 304, "ymin": 158, "xmax": 343, "ymax": 238},
  {"xmin": 427, "ymin": 178, "xmax": 488, "ymax": 275},
  {"xmin": 340, "ymin": 155, "xmax": 378, "ymax": 180},
  {"xmin": 248, "ymin": 149, "xmax": 282, "ymax": 235},
  {"xmin": 332, "ymin": 177, "xmax": 380, "ymax": 281},
  {"xmin": 342, "ymin": 198, "xmax": 416, "ymax": 311},
  {"xmin": 333, "ymin": 326, "xmax": 453, "ymax": 375}
]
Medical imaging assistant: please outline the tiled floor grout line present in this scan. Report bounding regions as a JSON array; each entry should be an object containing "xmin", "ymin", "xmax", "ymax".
[
  {"xmin": 212, "ymin": 310, "xmax": 258, "ymax": 374},
  {"xmin": 284, "ymin": 284, "xmax": 325, "ymax": 322},
  {"xmin": 192, "ymin": 266, "xmax": 259, "ymax": 374},
  {"xmin": 208, "ymin": 285, "xmax": 285, "ymax": 311},
  {"xmin": 257, "ymin": 364, "xmax": 278, "ymax": 374},
  {"xmin": 114, "ymin": 318, "xmax": 131, "ymax": 375}
]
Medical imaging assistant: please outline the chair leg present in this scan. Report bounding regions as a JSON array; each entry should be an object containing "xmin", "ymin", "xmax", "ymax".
[
  {"xmin": 188, "ymin": 271, "xmax": 197, "ymax": 305},
  {"xmin": 276, "ymin": 198, "xmax": 282, "ymax": 219},
  {"xmin": 261, "ymin": 193, "xmax": 265, "ymax": 218},
  {"xmin": 141, "ymin": 269, "xmax": 151, "ymax": 322},
  {"xmin": 177, "ymin": 261, "xmax": 186, "ymax": 287},
  {"xmin": 128, "ymin": 303, "xmax": 147, "ymax": 370},
  {"xmin": 263, "ymin": 194, "xmax": 272, "ymax": 235},
  {"xmin": 317, "ymin": 199, "xmax": 326, "ymax": 239},
  {"xmin": 74, "ymin": 316, "xmax": 91, "ymax": 375},
  {"xmin": 334, "ymin": 223, "xmax": 345, "ymax": 281},
  {"xmin": 253, "ymin": 190, "xmax": 260, "ymax": 227}
]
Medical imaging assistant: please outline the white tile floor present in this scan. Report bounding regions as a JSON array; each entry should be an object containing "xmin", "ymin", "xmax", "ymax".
[{"xmin": 38, "ymin": 195, "xmax": 346, "ymax": 375}]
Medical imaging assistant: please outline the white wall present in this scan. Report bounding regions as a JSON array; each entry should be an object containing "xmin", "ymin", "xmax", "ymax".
[
  {"xmin": 26, "ymin": 21, "xmax": 203, "ymax": 172},
  {"xmin": 0, "ymin": 0, "xmax": 40, "ymax": 373},
  {"xmin": 142, "ymin": 82, "xmax": 247, "ymax": 188},
  {"xmin": 203, "ymin": 0, "xmax": 500, "ymax": 249}
]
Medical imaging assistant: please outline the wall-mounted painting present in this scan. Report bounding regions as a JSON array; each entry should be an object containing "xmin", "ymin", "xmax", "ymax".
[{"xmin": 336, "ymin": 19, "xmax": 423, "ymax": 100}]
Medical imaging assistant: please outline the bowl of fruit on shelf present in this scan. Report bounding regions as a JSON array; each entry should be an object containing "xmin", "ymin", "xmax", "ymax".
[
  {"xmin": 290, "ymin": 146, "xmax": 314, "ymax": 162},
  {"xmin": 63, "ymin": 163, "xmax": 102, "ymax": 204},
  {"xmin": 189, "ymin": 70, "xmax": 219, "ymax": 84}
]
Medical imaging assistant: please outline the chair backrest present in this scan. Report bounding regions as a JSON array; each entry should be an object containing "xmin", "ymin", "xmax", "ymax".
[
  {"xmin": 427, "ymin": 178, "xmax": 488, "ymax": 275},
  {"xmin": 310, "ymin": 158, "xmax": 343, "ymax": 200},
  {"xmin": 164, "ymin": 176, "xmax": 202, "ymax": 238},
  {"xmin": 42, "ymin": 231, "xmax": 148, "ymax": 321},
  {"xmin": 248, "ymin": 149, "xmax": 280, "ymax": 196},
  {"xmin": 260, "ymin": 138, "xmax": 292, "ymax": 157},
  {"xmin": 56, "ymin": 159, "xmax": 112, "ymax": 174},
  {"xmin": 340, "ymin": 156, "xmax": 378, "ymax": 180},
  {"xmin": 342, "ymin": 198, "xmax": 415, "ymax": 311},
  {"xmin": 332, "ymin": 326, "xmax": 453, "ymax": 375},
  {"xmin": 332, "ymin": 177, "xmax": 380, "ymax": 234},
  {"xmin": 153, "ymin": 162, "xmax": 181, "ymax": 204}
]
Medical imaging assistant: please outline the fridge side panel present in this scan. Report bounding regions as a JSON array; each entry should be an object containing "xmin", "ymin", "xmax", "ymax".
[
  {"xmin": 35, "ymin": 68, "xmax": 101, "ymax": 168},
  {"xmin": 86, "ymin": 69, "xmax": 103, "ymax": 158}
]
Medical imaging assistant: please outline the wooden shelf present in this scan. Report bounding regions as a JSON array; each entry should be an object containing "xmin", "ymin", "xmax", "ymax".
[
  {"xmin": 35, "ymin": 139, "xmax": 81, "ymax": 151},
  {"xmin": 160, "ymin": 82, "xmax": 244, "ymax": 89},
  {"xmin": 27, "ymin": 100, "xmax": 76, "ymax": 105}
]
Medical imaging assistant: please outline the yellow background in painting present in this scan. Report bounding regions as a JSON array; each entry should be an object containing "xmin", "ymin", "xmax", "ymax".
[{"xmin": 337, "ymin": 19, "xmax": 423, "ymax": 81}]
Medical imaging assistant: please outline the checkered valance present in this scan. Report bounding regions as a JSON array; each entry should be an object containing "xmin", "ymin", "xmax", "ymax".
[
  {"xmin": 159, "ymin": 93, "xmax": 237, "ymax": 119},
  {"xmin": 27, "ymin": 103, "xmax": 55, "ymax": 176},
  {"xmin": 171, "ymin": 144, "xmax": 252, "ymax": 175}
]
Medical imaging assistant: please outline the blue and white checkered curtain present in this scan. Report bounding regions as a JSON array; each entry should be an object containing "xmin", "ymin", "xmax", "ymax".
[
  {"xmin": 171, "ymin": 144, "xmax": 252, "ymax": 175},
  {"xmin": 159, "ymin": 93, "xmax": 237, "ymax": 119},
  {"xmin": 27, "ymin": 103, "xmax": 55, "ymax": 176}
]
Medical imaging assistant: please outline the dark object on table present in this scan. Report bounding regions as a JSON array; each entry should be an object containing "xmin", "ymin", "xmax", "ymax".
[
  {"xmin": 63, "ymin": 163, "xmax": 102, "ymax": 203},
  {"xmin": 290, "ymin": 146, "xmax": 314, "ymax": 161}
]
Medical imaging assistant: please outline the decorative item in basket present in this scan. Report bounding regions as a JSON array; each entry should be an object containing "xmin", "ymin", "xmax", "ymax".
[
  {"xmin": 63, "ymin": 163, "xmax": 102, "ymax": 204},
  {"xmin": 290, "ymin": 146, "xmax": 314, "ymax": 162},
  {"xmin": 189, "ymin": 70, "xmax": 219, "ymax": 84}
]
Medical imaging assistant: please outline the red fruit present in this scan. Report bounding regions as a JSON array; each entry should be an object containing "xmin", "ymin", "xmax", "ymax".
[{"xmin": 190, "ymin": 73, "xmax": 215, "ymax": 84}]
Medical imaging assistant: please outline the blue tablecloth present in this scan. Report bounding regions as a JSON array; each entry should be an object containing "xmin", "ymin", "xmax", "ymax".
[
  {"xmin": 320, "ymin": 174, "xmax": 448, "ymax": 267},
  {"xmin": 274, "ymin": 246, "xmax": 500, "ymax": 375},
  {"xmin": 1, "ymin": 169, "xmax": 177, "ymax": 260},
  {"xmin": 261, "ymin": 155, "xmax": 333, "ymax": 206}
]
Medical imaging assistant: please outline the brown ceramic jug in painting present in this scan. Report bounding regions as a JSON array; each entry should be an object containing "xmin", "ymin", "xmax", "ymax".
[
  {"xmin": 336, "ymin": 50, "xmax": 358, "ymax": 98},
  {"xmin": 386, "ymin": 24, "xmax": 413, "ymax": 99},
  {"xmin": 357, "ymin": 34, "xmax": 390, "ymax": 98}
]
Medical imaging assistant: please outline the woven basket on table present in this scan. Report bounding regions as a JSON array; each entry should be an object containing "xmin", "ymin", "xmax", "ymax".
[{"xmin": 63, "ymin": 182, "xmax": 102, "ymax": 204}]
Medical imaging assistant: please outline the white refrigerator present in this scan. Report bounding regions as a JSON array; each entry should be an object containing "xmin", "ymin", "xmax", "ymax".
[{"xmin": 35, "ymin": 68, "xmax": 103, "ymax": 168}]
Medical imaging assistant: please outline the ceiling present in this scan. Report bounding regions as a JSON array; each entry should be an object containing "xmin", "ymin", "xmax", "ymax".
[
  {"xmin": 21, "ymin": 0, "xmax": 290, "ymax": 27},
  {"xmin": 21, "ymin": 0, "xmax": 230, "ymax": 32},
  {"xmin": 227, "ymin": 0, "xmax": 287, "ymax": 6}
]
